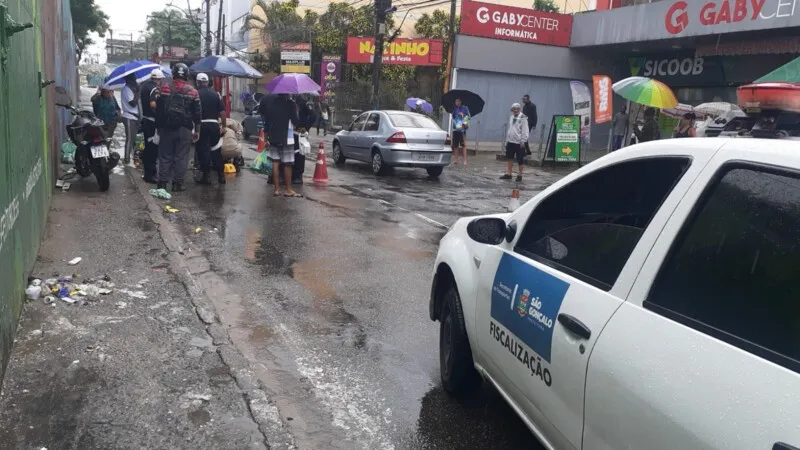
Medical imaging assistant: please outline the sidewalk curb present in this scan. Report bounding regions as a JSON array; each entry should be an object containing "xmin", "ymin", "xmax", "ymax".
[{"xmin": 127, "ymin": 170, "xmax": 296, "ymax": 450}]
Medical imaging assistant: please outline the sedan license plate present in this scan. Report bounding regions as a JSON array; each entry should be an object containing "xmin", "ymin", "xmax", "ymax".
[
  {"xmin": 91, "ymin": 145, "xmax": 109, "ymax": 158},
  {"xmin": 415, "ymin": 153, "xmax": 438, "ymax": 162}
]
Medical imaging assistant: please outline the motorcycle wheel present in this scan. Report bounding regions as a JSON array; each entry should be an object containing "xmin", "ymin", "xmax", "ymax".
[{"xmin": 92, "ymin": 160, "xmax": 110, "ymax": 192}]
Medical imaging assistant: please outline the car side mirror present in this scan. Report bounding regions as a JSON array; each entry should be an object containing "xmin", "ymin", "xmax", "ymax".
[{"xmin": 467, "ymin": 218, "xmax": 510, "ymax": 245}]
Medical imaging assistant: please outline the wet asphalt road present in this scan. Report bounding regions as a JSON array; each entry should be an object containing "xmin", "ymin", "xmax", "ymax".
[{"xmin": 152, "ymin": 142, "xmax": 565, "ymax": 449}]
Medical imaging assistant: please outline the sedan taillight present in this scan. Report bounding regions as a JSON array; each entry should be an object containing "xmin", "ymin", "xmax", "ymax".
[
  {"xmin": 387, "ymin": 132, "xmax": 407, "ymax": 143},
  {"xmin": 445, "ymin": 135, "xmax": 452, "ymax": 146}
]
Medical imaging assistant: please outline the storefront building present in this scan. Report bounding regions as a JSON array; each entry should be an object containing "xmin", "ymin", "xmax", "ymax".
[{"xmin": 452, "ymin": 0, "xmax": 800, "ymax": 148}]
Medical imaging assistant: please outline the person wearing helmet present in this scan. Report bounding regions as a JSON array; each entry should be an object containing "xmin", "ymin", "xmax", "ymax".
[
  {"xmin": 195, "ymin": 73, "xmax": 227, "ymax": 185},
  {"xmin": 139, "ymin": 68, "xmax": 165, "ymax": 183},
  {"xmin": 156, "ymin": 62, "xmax": 202, "ymax": 192}
]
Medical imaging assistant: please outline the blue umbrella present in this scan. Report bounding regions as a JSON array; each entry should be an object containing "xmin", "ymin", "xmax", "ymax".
[
  {"xmin": 189, "ymin": 56, "xmax": 262, "ymax": 79},
  {"xmin": 406, "ymin": 97, "xmax": 433, "ymax": 113},
  {"xmin": 103, "ymin": 60, "xmax": 161, "ymax": 89}
]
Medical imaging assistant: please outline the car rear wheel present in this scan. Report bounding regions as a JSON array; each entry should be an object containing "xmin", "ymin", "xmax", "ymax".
[
  {"xmin": 372, "ymin": 150, "xmax": 387, "ymax": 176},
  {"xmin": 426, "ymin": 166, "xmax": 444, "ymax": 178},
  {"xmin": 440, "ymin": 285, "xmax": 481, "ymax": 395},
  {"xmin": 333, "ymin": 142, "xmax": 346, "ymax": 165}
]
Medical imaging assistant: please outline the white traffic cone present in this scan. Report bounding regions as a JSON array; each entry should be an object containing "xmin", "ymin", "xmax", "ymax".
[{"xmin": 508, "ymin": 189, "xmax": 521, "ymax": 212}]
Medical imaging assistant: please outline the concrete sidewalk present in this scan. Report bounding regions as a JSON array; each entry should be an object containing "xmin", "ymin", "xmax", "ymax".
[{"xmin": 0, "ymin": 168, "xmax": 275, "ymax": 448}]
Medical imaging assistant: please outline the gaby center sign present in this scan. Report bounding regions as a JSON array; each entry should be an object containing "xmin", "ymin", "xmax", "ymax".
[
  {"xmin": 460, "ymin": 0, "xmax": 572, "ymax": 47},
  {"xmin": 665, "ymin": 0, "xmax": 800, "ymax": 35}
]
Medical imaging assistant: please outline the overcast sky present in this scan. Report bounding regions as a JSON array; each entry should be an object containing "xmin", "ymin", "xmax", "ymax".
[{"xmin": 85, "ymin": 0, "xmax": 586, "ymax": 62}]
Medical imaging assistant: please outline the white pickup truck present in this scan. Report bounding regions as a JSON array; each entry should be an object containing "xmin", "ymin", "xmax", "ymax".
[{"xmin": 429, "ymin": 137, "xmax": 800, "ymax": 450}]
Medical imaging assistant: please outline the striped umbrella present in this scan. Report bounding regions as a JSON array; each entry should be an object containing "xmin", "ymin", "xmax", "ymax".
[{"xmin": 612, "ymin": 76, "xmax": 679, "ymax": 109}]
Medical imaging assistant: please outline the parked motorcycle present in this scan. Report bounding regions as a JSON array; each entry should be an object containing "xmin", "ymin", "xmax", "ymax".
[{"xmin": 54, "ymin": 86, "xmax": 119, "ymax": 191}]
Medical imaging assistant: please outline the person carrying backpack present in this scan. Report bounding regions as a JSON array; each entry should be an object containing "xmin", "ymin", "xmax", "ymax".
[{"xmin": 156, "ymin": 63, "xmax": 202, "ymax": 192}]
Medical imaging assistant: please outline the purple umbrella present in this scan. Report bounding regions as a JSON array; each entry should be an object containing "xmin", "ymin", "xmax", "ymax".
[
  {"xmin": 406, "ymin": 97, "xmax": 433, "ymax": 113},
  {"xmin": 266, "ymin": 73, "xmax": 321, "ymax": 95}
]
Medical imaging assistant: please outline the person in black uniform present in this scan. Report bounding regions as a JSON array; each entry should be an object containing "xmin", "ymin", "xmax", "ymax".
[
  {"xmin": 291, "ymin": 97, "xmax": 317, "ymax": 185},
  {"xmin": 195, "ymin": 73, "xmax": 227, "ymax": 185},
  {"xmin": 139, "ymin": 68, "xmax": 165, "ymax": 183},
  {"xmin": 522, "ymin": 94, "xmax": 538, "ymax": 156}
]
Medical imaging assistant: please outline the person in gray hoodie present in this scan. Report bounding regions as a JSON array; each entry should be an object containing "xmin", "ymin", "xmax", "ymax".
[{"xmin": 501, "ymin": 102, "xmax": 530, "ymax": 182}]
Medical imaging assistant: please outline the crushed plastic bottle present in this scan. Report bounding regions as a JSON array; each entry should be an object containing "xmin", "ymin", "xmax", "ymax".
[
  {"xmin": 68, "ymin": 257, "xmax": 82, "ymax": 266},
  {"xmin": 25, "ymin": 284, "xmax": 42, "ymax": 300}
]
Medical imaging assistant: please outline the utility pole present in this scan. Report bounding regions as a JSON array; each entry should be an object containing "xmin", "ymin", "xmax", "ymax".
[
  {"xmin": 167, "ymin": 13, "xmax": 173, "ymax": 57},
  {"xmin": 205, "ymin": 0, "xmax": 212, "ymax": 56},
  {"xmin": 109, "ymin": 29, "xmax": 114, "ymax": 56},
  {"xmin": 371, "ymin": 0, "xmax": 392, "ymax": 109},
  {"xmin": 221, "ymin": 14, "xmax": 226, "ymax": 55},
  {"xmin": 449, "ymin": 0, "xmax": 457, "ymax": 48},
  {"xmin": 216, "ymin": 0, "xmax": 224, "ymax": 55}
]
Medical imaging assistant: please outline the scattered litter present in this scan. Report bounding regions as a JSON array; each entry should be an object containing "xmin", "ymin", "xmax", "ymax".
[
  {"xmin": 68, "ymin": 257, "xmax": 82, "ymax": 266},
  {"xmin": 55, "ymin": 179, "xmax": 64, "ymax": 187},
  {"xmin": 111, "ymin": 165, "xmax": 125, "ymax": 176},
  {"xmin": 58, "ymin": 276, "xmax": 73, "ymax": 283},
  {"xmin": 71, "ymin": 360, "xmax": 80, "ymax": 365},
  {"xmin": 31, "ymin": 279, "xmax": 42, "ymax": 287},
  {"xmin": 99, "ymin": 288, "xmax": 112, "ymax": 295},
  {"xmin": 25, "ymin": 284, "xmax": 42, "ymax": 300},
  {"xmin": 56, "ymin": 286, "xmax": 70, "ymax": 298},
  {"xmin": 60, "ymin": 297, "xmax": 77, "ymax": 304},
  {"xmin": 149, "ymin": 188, "xmax": 172, "ymax": 200},
  {"xmin": 164, "ymin": 205, "xmax": 179, "ymax": 214},
  {"xmin": 76, "ymin": 284, "xmax": 102, "ymax": 297},
  {"xmin": 118, "ymin": 289, "xmax": 147, "ymax": 299},
  {"xmin": 212, "ymin": 228, "xmax": 218, "ymax": 233},
  {"xmin": 43, "ymin": 296, "xmax": 56, "ymax": 304},
  {"xmin": 115, "ymin": 301, "xmax": 128, "ymax": 309},
  {"xmin": 194, "ymin": 227, "xmax": 202, "ymax": 234},
  {"xmin": 44, "ymin": 278, "xmax": 58, "ymax": 286},
  {"xmin": 30, "ymin": 329, "xmax": 42, "ymax": 337},
  {"xmin": 187, "ymin": 392, "xmax": 212, "ymax": 401},
  {"xmin": 62, "ymin": 182, "xmax": 71, "ymax": 192}
]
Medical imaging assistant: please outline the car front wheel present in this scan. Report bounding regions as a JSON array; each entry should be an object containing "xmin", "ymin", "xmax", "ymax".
[{"xmin": 440, "ymin": 285, "xmax": 481, "ymax": 395}]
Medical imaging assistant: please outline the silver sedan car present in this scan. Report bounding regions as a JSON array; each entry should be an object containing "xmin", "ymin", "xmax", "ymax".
[{"xmin": 332, "ymin": 110, "xmax": 452, "ymax": 177}]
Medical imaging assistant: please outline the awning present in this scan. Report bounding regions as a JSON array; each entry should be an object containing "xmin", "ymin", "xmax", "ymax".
[
  {"xmin": 756, "ymin": 56, "xmax": 800, "ymax": 83},
  {"xmin": 696, "ymin": 37, "xmax": 800, "ymax": 57}
]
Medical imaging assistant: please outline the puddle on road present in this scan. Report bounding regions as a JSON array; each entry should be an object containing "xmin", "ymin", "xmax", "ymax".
[
  {"xmin": 291, "ymin": 259, "xmax": 337, "ymax": 301},
  {"xmin": 369, "ymin": 236, "xmax": 436, "ymax": 261}
]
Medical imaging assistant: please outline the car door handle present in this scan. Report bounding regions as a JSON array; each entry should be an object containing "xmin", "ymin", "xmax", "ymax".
[
  {"xmin": 774, "ymin": 443, "xmax": 800, "ymax": 450},
  {"xmin": 557, "ymin": 314, "xmax": 592, "ymax": 340}
]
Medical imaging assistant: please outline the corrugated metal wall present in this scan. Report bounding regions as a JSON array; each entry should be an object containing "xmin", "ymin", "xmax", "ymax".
[{"xmin": 0, "ymin": 0, "xmax": 77, "ymax": 381}]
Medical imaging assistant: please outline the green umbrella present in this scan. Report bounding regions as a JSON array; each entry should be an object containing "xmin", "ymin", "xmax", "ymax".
[{"xmin": 756, "ymin": 56, "xmax": 800, "ymax": 83}]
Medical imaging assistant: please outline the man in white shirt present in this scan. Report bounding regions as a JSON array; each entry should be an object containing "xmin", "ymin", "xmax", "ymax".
[{"xmin": 121, "ymin": 73, "xmax": 141, "ymax": 164}]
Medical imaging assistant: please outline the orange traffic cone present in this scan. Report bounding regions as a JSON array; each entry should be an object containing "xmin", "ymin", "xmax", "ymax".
[
  {"xmin": 508, "ymin": 189, "xmax": 520, "ymax": 212},
  {"xmin": 313, "ymin": 142, "xmax": 330, "ymax": 183},
  {"xmin": 257, "ymin": 129, "xmax": 266, "ymax": 153}
]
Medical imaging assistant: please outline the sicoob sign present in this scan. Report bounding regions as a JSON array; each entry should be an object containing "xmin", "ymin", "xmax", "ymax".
[{"xmin": 459, "ymin": 0, "xmax": 572, "ymax": 47}]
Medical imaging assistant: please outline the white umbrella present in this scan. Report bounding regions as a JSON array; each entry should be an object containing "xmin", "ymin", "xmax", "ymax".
[
  {"xmin": 662, "ymin": 103, "xmax": 695, "ymax": 119},
  {"xmin": 694, "ymin": 102, "xmax": 741, "ymax": 117}
]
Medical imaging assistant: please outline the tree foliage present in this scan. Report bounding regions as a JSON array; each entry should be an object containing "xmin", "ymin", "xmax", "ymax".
[
  {"xmin": 413, "ymin": 9, "xmax": 458, "ymax": 77},
  {"xmin": 533, "ymin": 0, "xmax": 560, "ymax": 13},
  {"xmin": 144, "ymin": 8, "xmax": 202, "ymax": 55},
  {"xmin": 70, "ymin": 0, "xmax": 110, "ymax": 59}
]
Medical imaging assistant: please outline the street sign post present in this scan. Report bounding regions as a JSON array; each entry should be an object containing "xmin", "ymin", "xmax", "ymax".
[{"xmin": 543, "ymin": 115, "xmax": 582, "ymax": 167}]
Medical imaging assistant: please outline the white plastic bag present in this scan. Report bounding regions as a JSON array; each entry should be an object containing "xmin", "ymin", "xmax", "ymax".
[
  {"xmin": 299, "ymin": 133, "xmax": 311, "ymax": 155},
  {"xmin": 149, "ymin": 130, "xmax": 160, "ymax": 145}
]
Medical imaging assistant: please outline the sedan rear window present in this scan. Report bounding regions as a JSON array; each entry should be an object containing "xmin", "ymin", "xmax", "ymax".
[{"xmin": 388, "ymin": 113, "xmax": 440, "ymax": 129}]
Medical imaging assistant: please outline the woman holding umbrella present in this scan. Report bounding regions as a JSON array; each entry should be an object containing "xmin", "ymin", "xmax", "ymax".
[
  {"xmin": 451, "ymin": 98, "xmax": 471, "ymax": 165},
  {"xmin": 442, "ymin": 90, "xmax": 484, "ymax": 166}
]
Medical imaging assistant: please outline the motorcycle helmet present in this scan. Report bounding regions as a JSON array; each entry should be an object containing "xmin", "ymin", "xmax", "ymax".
[{"xmin": 173, "ymin": 63, "xmax": 189, "ymax": 81}]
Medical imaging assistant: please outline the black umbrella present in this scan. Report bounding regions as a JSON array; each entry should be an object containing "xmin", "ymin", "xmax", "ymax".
[{"xmin": 441, "ymin": 89, "xmax": 485, "ymax": 116}]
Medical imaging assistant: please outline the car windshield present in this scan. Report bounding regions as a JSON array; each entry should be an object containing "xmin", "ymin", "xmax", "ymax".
[{"xmin": 388, "ymin": 113, "xmax": 439, "ymax": 129}]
